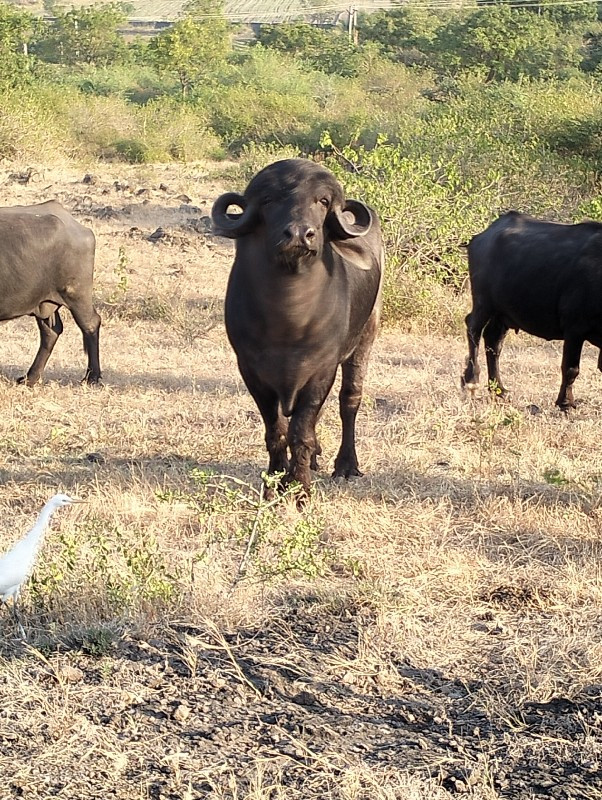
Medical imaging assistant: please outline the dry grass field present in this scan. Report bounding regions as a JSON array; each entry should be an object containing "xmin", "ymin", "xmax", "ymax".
[{"xmin": 1, "ymin": 160, "xmax": 602, "ymax": 799}]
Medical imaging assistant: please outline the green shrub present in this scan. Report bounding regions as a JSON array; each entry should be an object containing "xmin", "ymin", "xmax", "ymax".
[
  {"xmin": 114, "ymin": 137, "xmax": 150, "ymax": 163},
  {"xmin": 67, "ymin": 92, "xmax": 221, "ymax": 161},
  {"xmin": 320, "ymin": 77, "xmax": 599, "ymax": 326},
  {"xmin": 54, "ymin": 63, "xmax": 170, "ymax": 103},
  {"xmin": 0, "ymin": 85, "xmax": 72, "ymax": 161}
]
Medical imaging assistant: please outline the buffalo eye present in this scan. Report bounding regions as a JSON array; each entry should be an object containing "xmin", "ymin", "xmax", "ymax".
[{"xmin": 319, "ymin": 197, "xmax": 330, "ymax": 208}]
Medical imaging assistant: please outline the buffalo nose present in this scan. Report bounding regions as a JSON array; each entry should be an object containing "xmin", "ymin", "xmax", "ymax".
[{"xmin": 284, "ymin": 225, "xmax": 316, "ymax": 249}]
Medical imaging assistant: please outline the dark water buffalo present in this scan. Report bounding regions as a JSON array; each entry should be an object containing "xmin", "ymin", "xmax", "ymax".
[
  {"xmin": 462, "ymin": 210, "xmax": 602, "ymax": 409},
  {"xmin": 212, "ymin": 158, "xmax": 383, "ymax": 499},
  {"xmin": 0, "ymin": 201, "xmax": 101, "ymax": 385}
]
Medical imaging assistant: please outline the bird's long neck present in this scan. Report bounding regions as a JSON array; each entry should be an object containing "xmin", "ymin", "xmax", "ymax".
[{"xmin": 25, "ymin": 502, "xmax": 56, "ymax": 546}]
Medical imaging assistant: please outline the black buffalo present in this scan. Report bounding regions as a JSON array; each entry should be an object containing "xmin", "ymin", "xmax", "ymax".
[
  {"xmin": 462, "ymin": 211, "xmax": 602, "ymax": 409},
  {"xmin": 0, "ymin": 201, "xmax": 101, "ymax": 385},
  {"xmin": 212, "ymin": 158, "xmax": 383, "ymax": 498}
]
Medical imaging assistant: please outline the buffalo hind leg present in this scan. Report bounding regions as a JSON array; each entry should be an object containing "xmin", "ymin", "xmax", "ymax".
[
  {"xmin": 462, "ymin": 308, "xmax": 488, "ymax": 389},
  {"xmin": 556, "ymin": 337, "xmax": 584, "ymax": 410},
  {"xmin": 69, "ymin": 301, "xmax": 102, "ymax": 384},
  {"xmin": 334, "ymin": 312, "xmax": 378, "ymax": 479},
  {"xmin": 19, "ymin": 312, "xmax": 64, "ymax": 386},
  {"xmin": 483, "ymin": 318, "xmax": 509, "ymax": 397}
]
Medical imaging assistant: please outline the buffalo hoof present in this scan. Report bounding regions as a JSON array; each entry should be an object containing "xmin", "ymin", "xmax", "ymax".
[
  {"xmin": 461, "ymin": 378, "xmax": 479, "ymax": 393},
  {"xmin": 16, "ymin": 375, "xmax": 37, "ymax": 387},
  {"xmin": 332, "ymin": 468, "xmax": 363, "ymax": 480},
  {"xmin": 262, "ymin": 466, "xmax": 300, "ymax": 503},
  {"xmin": 82, "ymin": 373, "xmax": 103, "ymax": 386},
  {"xmin": 332, "ymin": 460, "xmax": 363, "ymax": 480},
  {"xmin": 262, "ymin": 472, "xmax": 283, "ymax": 502},
  {"xmin": 279, "ymin": 471, "xmax": 310, "ymax": 510}
]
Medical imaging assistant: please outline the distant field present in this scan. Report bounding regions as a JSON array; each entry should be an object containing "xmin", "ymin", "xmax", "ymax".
[{"xmin": 10, "ymin": 0, "xmax": 395, "ymax": 21}]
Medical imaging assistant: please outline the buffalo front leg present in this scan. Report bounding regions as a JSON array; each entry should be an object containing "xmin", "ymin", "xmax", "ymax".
[
  {"xmin": 556, "ymin": 337, "xmax": 584, "ymax": 410},
  {"xmin": 19, "ymin": 312, "xmax": 64, "ymax": 386},
  {"xmin": 69, "ymin": 302, "xmax": 102, "ymax": 384},
  {"xmin": 483, "ymin": 317, "xmax": 509, "ymax": 397},
  {"xmin": 286, "ymin": 373, "xmax": 337, "ymax": 502},
  {"xmin": 238, "ymin": 366, "xmax": 289, "ymax": 486}
]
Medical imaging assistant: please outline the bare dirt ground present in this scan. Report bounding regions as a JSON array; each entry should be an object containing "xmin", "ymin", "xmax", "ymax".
[{"xmin": 0, "ymin": 161, "xmax": 602, "ymax": 799}]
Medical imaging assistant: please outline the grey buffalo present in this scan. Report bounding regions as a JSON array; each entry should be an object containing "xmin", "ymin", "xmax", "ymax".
[
  {"xmin": 0, "ymin": 201, "xmax": 101, "ymax": 385},
  {"xmin": 462, "ymin": 211, "xmax": 602, "ymax": 409},
  {"xmin": 212, "ymin": 158, "xmax": 383, "ymax": 499}
]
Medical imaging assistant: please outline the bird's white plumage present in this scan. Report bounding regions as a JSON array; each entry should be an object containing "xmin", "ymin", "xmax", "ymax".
[{"xmin": 0, "ymin": 493, "xmax": 78, "ymax": 603}]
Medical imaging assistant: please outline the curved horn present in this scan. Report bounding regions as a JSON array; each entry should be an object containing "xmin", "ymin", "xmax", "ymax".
[
  {"xmin": 328, "ymin": 199, "xmax": 373, "ymax": 239},
  {"xmin": 211, "ymin": 192, "xmax": 258, "ymax": 239}
]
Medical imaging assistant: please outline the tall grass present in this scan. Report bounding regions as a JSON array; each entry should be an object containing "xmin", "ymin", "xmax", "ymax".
[{"xmin": 0, "ymin": 84, "xmax": 222, "ymax": 163}]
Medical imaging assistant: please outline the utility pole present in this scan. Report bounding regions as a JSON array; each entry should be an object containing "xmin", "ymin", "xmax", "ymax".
[{"xmin": 347, "ymin": 5, "xmax": 356, "ymax": 43}]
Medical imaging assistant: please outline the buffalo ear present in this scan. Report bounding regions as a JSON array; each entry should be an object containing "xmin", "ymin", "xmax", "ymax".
[
  {"xmin": 211, "ymin": 192, "xmax": 258, "ymax": 238},
  {"xmin": 327, "ymin": 199, "xmax": 373, "ymax": 240}
]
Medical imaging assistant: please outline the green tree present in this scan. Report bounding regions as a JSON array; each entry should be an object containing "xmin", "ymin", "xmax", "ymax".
[
  {"xmin": 257, "ymin": 22, "xmax": 362, "ymax": 77},
  {"xmin": 358, "ymin": 5, "xmax": 442, "ymax": 63},
  {"xmin": 582, "ymin": 30, "xmax": 602, "ymax": 72},
  {"xmin": 147, "ymin": 0, "xmax": 230, "ymax": 98},
  {"xmin": 429, "ymin": 6, "xmax": 580, "ymax": 81},
  {"xmin": 489, "ymin": 0, "xmax": 598, "ymax": 27},
  {"xmin": 37, "ymin": 3, "xmax": 129, "ymax": 66},
  {"xmin": 0, "ymin": 4, "xmax": 40, "ymax": 85}
]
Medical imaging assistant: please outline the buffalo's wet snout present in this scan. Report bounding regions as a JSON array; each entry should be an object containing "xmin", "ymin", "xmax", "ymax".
[{"xmin": 282, "ymin": 224, "xmax": 316, "ymax": 251}]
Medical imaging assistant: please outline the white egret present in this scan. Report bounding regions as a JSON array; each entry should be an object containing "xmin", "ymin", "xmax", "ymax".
[{"xmin": 0, "ymin": 493, "xmax": 81, "ymax": 637}]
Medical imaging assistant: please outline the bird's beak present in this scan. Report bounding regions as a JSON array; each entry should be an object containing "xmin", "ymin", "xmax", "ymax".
[{"xmin": 70, "ymin": 499, "xmax": 86, "ymax": 504}]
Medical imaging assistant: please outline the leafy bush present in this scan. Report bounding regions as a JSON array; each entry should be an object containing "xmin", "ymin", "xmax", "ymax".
[
  {"xmin": 319, "ymin": 77, "xmax": 598, "ymax": 326},
  {"xmin": 0, "ymin": 85, "xmax": 72, "ymax": 161},
  {"xmin": 71, "ymin": 93, "xmax": 221, "ymax": 161},
  {"xmin": 54, "ymin": 63, "xmax": 170, "ymax": 103},
  {"xmin": 197, "ymin": 49, "xmax": 321, "ymax": 150},
  {"xmin": 203, "ymin": 81, "xmax": 317, "ymax": 151},
  {"xmin": 198, "ymin": 48, "xmax": 425, "ymax": 153},
  {"xmin": 0, "ymin": 81, "xmax": 221, "ymax": 163}
]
